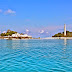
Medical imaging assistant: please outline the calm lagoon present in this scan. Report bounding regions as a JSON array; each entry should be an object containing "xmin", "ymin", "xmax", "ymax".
[{"xmin": 0, "ymin": 39, "xmax": 72, "ymax": 72}]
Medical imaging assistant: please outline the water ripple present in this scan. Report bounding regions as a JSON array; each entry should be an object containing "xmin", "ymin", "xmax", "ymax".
[{"xmin": 0, "ymin": 39, "xmax": 72, "ymax": 71}]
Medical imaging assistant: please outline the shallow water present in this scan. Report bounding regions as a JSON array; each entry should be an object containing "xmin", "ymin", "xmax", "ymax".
[{"xmin": 0, "ymin": 39, "xmax": 72, "ymax": 72}]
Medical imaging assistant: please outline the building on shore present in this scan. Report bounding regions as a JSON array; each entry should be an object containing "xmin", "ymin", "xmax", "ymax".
[
  {"xmin": 64, "ymin": 24, "xmax": 66, "ymax": 36},
  {"xmin": 0, "ymin": 29, "xmax": 32, "ymax": 39},
  {"xmin": 52, "ymin": 24, "xmax": 71, "ymax": 37},
  {"xmin": 12, "ymin": 33, "xmax": 20, "ymax": 37},
  {"xmin": 12, "ymin": 33, "xmax": 32, "ymax": 38}
]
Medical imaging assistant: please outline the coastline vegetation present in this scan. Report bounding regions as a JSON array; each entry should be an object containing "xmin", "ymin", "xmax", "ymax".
[
  {"xmin": 52, "ymin": 31, "xmax": 72, "ymax": 37},
  {"xmin": 0, "ymin": 29, "xmax": 17, "ymax": 36}
]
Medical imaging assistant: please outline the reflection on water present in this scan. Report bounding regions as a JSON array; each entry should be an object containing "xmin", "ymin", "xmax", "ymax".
[
  {"xmin": 62, "ymin": 39, "xmax": 72, "ymax": 63},
  {"xmin": 64, "ymin": 38, "xmax": 67, "ymax": 46},
  {"xmin": 63, "ymin": 39, "xmax": 67, "ymax": 52},
  {"xmin": 62, "ymin": 39, "xmax": 67, "ymax": 60},
  {"xmin": 6, "ymin": 40, "xmax": 21, "ymax": 49},
  {"xmin": 6, "ymin": 40, "xmax": 30, "ymax": 49},
  {"xmin": 0, "ymin": 39, "xmax": 72, "ymax": 72}
]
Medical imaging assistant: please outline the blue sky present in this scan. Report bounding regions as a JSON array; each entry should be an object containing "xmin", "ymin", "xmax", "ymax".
[{"xmin": 0, "ymin": 0, "xmax": 72, "ymax": 37}]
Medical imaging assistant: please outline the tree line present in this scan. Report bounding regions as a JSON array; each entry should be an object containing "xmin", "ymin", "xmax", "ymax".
[{"xmin": 52, "ymin": 31, "xmax": 72, "ymax": 37}]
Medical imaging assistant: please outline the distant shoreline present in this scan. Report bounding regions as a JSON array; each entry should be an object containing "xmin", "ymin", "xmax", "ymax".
[
  {"xmin": 1, "ymin": 36, "xmax": 72, "ymax": 40},
  {"xmin": 43, "ymin": 37, "xmax": 72, "ymax": 39},
  {"xmin": 0, "ymin": 36, "xmax": 40, "ymax": 40}
]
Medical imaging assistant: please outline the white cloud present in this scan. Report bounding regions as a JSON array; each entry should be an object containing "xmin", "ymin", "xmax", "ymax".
[
  {"xmin": 40, "ymin": 30, "xmax": 44, "ymax": 33},
  {"xmin": 0, "ymin": 9, "xmax": 2, "ymax": 13},
  {"xmin": 5, "ymin": 9, "xmax": 16, "ymax": 15},
  {"xmin": 46, "ymin": 32, "xmax": 48, "ymax": 34},
  {"xmin": 26, "ymin": 29, "xmax": 29, "ymax": 32},
  {"xmin": 25, "ymin": 29, "xmax": 29, "ymax": 34},
  {"xmin": 2, "ymin": 31, "xmax": 6, "ymax": 33}
]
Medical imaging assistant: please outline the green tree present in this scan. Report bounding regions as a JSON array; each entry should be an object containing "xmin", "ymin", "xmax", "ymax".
[{"xmin": 1, "ymin": 29, "xmax": 17, "ymax": 36}]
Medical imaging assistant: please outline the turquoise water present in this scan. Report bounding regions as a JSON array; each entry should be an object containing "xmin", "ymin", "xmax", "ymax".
[{"xmin": 0, "ymin": 39, "xmax": 72, "ymax": 72}]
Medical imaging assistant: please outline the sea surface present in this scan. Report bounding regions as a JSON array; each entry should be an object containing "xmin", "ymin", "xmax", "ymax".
[{"xmin": 0, "ymin": 39, "xmax": 72, "ymax": 72}]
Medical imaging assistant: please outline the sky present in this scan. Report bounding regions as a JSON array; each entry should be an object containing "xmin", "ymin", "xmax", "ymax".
[{"xmin": 0, "ymin": 0, "xmax": 72, "ymax": 37}]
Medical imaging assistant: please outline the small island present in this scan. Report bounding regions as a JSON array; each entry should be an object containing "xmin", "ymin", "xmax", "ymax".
[
  {"xmin": 44, "ymin": 24, "xmax": 72, "ymax": 39},
  {"xmin": 0, "ymin": 29, "xmax": 41, "ymax": 40},
  {"xmin": 52, "ymin": 31, "xmax": 72, "ymax": 37},
  {"xmin": 0, "ymin": 29, "xmax": 32, "ymax": 40},
  {"xmin": 52, "ymin": 24, "xmax": 72, "ymax": 37}
]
